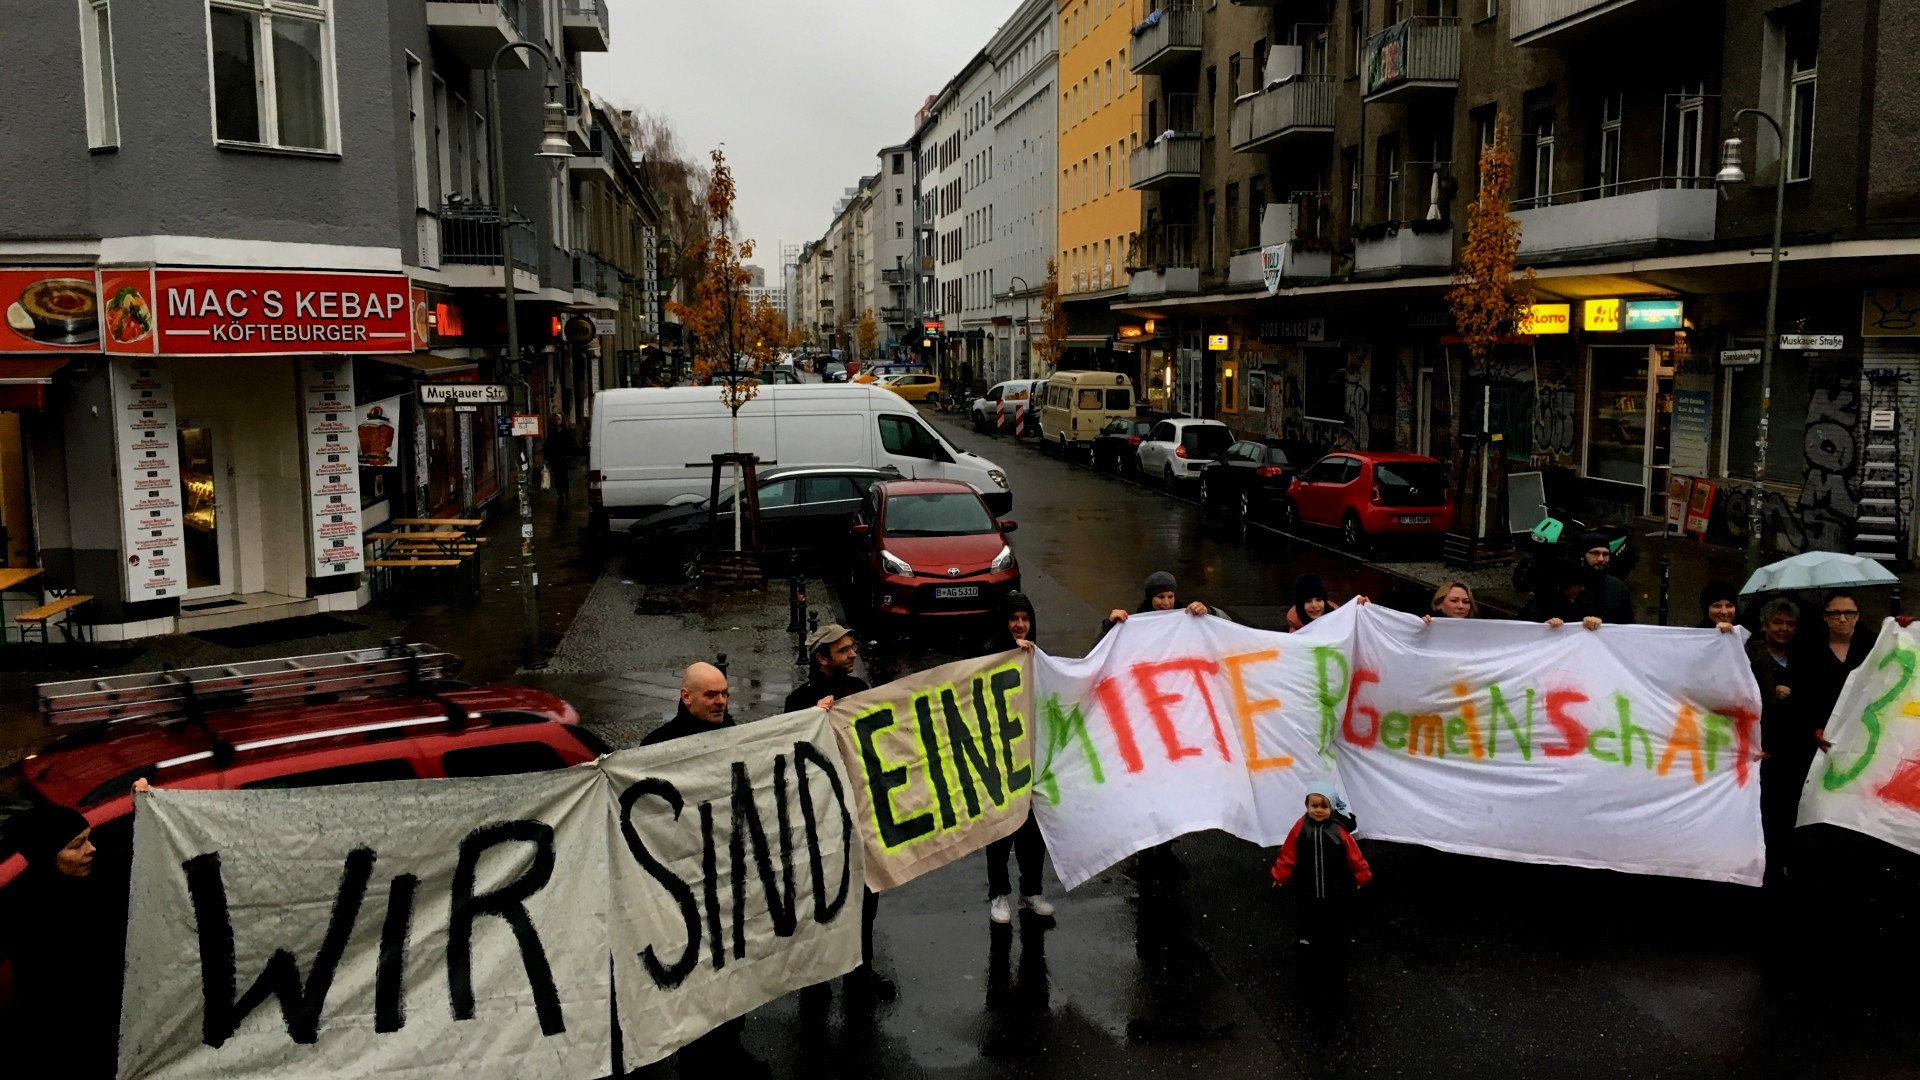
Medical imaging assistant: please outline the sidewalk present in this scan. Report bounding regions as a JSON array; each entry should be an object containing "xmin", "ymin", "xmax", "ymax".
[{"xmin": 0, "ymin": 472, "xmax": 605, "ymax": 765}]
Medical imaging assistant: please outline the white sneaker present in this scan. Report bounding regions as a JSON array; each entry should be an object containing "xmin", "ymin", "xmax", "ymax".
[
  {"xmin": 989, "ymin": 895, "xmax": 1012, "ymax": 924},
  {"xmin": 1021, "ymin": 893, "xmax": 1055, "ymax": 917}
]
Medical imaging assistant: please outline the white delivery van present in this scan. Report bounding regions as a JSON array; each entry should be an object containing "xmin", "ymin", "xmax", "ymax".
[
  {"xmin": 1038, "ymin": 371, "xmax": 1135, "ymax": 457},
  {"xmin": 587, "ymin": 384, "xmax": 1012, "ymax": 533}
]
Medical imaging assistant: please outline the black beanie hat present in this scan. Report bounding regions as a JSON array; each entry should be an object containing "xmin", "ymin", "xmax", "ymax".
[
  {"xmin": 1698, "ymin": 580, "xmax": 1739, "ymax": 612},
  {"xmin": 4, "ymin": 804, "xmax": 89, "ymax": 868},
  {"xmin": 1294, "ymin": 573, "xmax": 1329, "ymax": 610},
  {"xmin": 1143, "ymin": 571, "xmax": 1177, "ymax": 606}
]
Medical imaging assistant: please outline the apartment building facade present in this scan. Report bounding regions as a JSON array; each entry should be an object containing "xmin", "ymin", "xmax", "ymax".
[
  {"xmin": 1119, "ymin": 0, "xmax": 1920, "ymax": 560},
  {"xmin": 988, "ymin": 0, "xmax": 1061, "ymax": 383},
  {"xmin": 0, "ymin": 0, "xmax": 653, "ymax": 639},
  {"xmin": 1058, "ymin": 0, "xmax": 1148, "ymax": 375}
]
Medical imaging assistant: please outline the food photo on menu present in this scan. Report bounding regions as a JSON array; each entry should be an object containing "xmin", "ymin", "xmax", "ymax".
[{"xmin": 6, "ymin": 275, "xmax": 99, "ymax": 346}]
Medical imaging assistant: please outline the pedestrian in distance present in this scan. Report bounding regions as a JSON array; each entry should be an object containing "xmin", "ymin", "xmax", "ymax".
[
  {"xmin": 785, "ymin": 629, "xmax": 897, "ymax": 1005},
  {"xmin": 1, "ymin": 804, "xmax": 124, "ymax": 1078},
  {"xmin": 1698, "ymin": 581, "xmax": 1741, "ymax": 633},
  {"xmin": 1422, "ymin": 580, "xmax": 1477, "ymax": 624},
  {"xmin": 785, "ymin": 623, "xmax": 868, "ymax": 713},
  {"xmin": 1102, "ymin": 570, "xmax": 1209, "ymax": 638},
  {"xmin": 541, "ymin": 415, "xmax": 580, "ymax": 510},
  {"xmin": 642, "ymin": 664, "xmax": 771, "ymax": 1077},
  {"xmin": 984, "ymin": 592, "xmax": 1055, "ymax": 926},
  {"xmin": 1286, "ymin": 573, "xmax": 1340, "ymax": 631},
  {"xmin": 1270, "ymin": 782, "xmax": 1371, "ymax": 971}
]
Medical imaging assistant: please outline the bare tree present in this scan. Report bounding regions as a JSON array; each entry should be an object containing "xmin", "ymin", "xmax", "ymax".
[{"xmin": 607, "ymin": 106, "xmax": 717, "ymax": 302}]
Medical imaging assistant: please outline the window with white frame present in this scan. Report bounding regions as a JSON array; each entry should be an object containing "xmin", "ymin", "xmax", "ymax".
[
  {"xmin": 79, "ymin": 0, "xmax": 120, "ymax": 148},
  {"xmin": 406, "ymin": 54, "xmax": 428, "ymax": 208},
  {"xmin": 1598, "ymin": 93, "xmax": 1622, "ymax": 198},
  {"xmin": 1785, "ymin": 20, "xmax": 1817, "ymax": 181},
  {"xmin": 1529, "ymin": 108, "xmax": 1555, "ymax": 206},
  {"xmin": 472, "ymin": 110, "xmax": 491, "ymax": 202},
  {"xmin": 1671, "ymin": 83, "xmax": 1704, "ymax": 186},
  {"xmin": 431, "ymin": 75, "xmax": 450, "ymax": 202},
  {"xmin": 208, "ymin": 0, "xmax": 335, "ymax": 151}
]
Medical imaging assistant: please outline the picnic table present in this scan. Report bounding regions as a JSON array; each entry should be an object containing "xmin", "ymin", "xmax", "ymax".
[
  {"xmin": 0, "ymin": 566, "xmax": 92, "ymax": 644},
  {"xmin": 367, "ymin": 520, "xmax": 487, "ymax": 598}
]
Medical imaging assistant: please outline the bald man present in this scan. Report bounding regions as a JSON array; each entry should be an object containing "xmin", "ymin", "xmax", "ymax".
[
  {"xmin": 642, "ymin": 662, "xmax": 734, "ymax": 747},
  {"xmin": 639, "ymin": 662, "xmax": 767, "ymax": 1075}
]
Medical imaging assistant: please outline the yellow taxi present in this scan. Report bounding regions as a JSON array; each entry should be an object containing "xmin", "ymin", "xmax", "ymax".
[
  {"xmin": 877, "ymin": 372, "xmax": 945, "ymax": 404},
  {"xmin": 854, "ymin": 361, "xmax": 930, "ymax": 385}
]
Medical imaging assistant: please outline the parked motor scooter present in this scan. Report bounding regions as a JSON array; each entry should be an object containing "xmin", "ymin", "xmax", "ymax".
[{"xmin": 1511, "ymin": 506, "xmax": 1638, "ymax": 593}]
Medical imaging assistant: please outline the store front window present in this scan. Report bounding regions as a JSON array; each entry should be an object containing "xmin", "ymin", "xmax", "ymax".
[
  {"xmin": 1723, "ymin": 350, "xmax": 1812, "ymax": 485},
  {"xmin": 427, "ymin": 407, "xmax": 460, "ymax": 513},
  {"xmin": 1585, "ymin": 345, "xmax": 1675, "ymax": 513}
]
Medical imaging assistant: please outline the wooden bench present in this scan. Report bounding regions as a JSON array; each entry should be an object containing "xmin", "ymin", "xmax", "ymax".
[
  {"xmin": 17, "ymin": 594, "xmax": 93, "ymax": 644},
  {"xmin": 367, "ymin": 559, "xmax": 463, "ymax": 569},
  {"xmin": 366, "ymin": 556, "xmax": 475, "ymax": 602}
]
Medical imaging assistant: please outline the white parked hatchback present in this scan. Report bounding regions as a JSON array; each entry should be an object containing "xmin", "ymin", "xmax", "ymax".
[{"xmin": 1135, "ymin": 418, "xmax": 1234, "ymax": 488}]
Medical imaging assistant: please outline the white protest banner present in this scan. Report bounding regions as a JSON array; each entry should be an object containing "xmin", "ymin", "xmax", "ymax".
[
  {"xmin": 120, "ymin": 769, "xmax": 611, "ymax": 1080},
  {"xmin": 1028, "ymin": 609, "xmax": 1349, "ymax": 889},
  {"xmin": 604, "ymin": 710, "xmax": 864, "ymax": 1067},
  {"xmin": 827, "ymin": 650, "xmax": 1036, "ymax": 891},
  {"xmin": 1339, "ymin": 604, "xmax": 1765, "ymax": 885},
  {"xmin": 118, "ymin": 711, "xmax": 866, "ymax": 1078},
  {"xmin": 1029, "ymin": 605, "xmax": 1767, "ymax": 889},
  {"xmin": 1798, "ymin": 618, "xmax": 1920, "ymax": 855}
]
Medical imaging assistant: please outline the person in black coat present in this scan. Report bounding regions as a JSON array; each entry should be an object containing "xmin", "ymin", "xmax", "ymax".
[
  {"xmin": 1748, "ymin": 598, "xmax": 1811, "ymax": 889},
  {"xmin": 1794, "ymin": 590, "xmax": 1872, "ymax": 753},
  {"xmin": 784, "ymin": 623, "xmax": 869, "ymax": 714},
  {"xmin": 1518, "ymin": 558, "xmax": 1605, "ymax": 631},
  {"xmin": 1576, "ymin": 532, "xmax": 1635, "ymax": 624},
  {"xmin": 2, "ymin": 804, "xmax": 122, "ymax": 1078},
  {"xmin": 1698, "ymin": 580, "xmax": 1741, "ymax": 630},
  {"xmin": 1100, "ymin": 570, "xmax": 1210, "ymax": 639},
  {"xmin": 983, "ymin": 592, "xmax": 1055, "ymax": 926}
]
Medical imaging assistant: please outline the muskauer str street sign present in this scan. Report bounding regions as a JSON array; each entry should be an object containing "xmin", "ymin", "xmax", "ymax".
[{"xmin": 420, "ymin": 383, "xmax": 509, "ymax": 405}]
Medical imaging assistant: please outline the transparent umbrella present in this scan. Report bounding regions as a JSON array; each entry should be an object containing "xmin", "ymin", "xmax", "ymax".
[{"xmin": 1739, "ymin": 551, "xmax": 1899, "ymax": 596}]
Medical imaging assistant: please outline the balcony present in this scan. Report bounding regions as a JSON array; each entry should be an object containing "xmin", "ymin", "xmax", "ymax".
[
  {"xmin": 568, "ymin": 125, "xmax": 616, "ymax": 182},
  {"xmin": 563, "ymin": 78, "xmax": 591, "ymax": 150},
  {"xmin": 437, "ymin": 204, "xmax": 538, "ymax": 290},
  {"xmin": 1512, "ymin": 178, "xmax": 1717, "ymax": 262},
  {"xmin": 1354, "ymin": 222, "xmax": 1453, "ymax": 277},
  {"xmin": 562, "ymin": 0, "xmax": 610, "ymax": 52},
  {"xmin": 571, "ymin": 249, "xmax": 617, "ymax": 308},
  {"xmin": 1510, "ymin": 0, "xmax": 1669, "ymax": 47},
  {"xmin": 1126, "ymin": 225, "xmax": 1200, "ymax": 299},
  {"xmin": 1362, "ymin": 17, "xmax": 1460, "ymax": 102},
  {"xmin": 1230, "ymin": 75, "xmax": 1335, "ymax": 152},
  {"xmin": 1228, "ymin": 197, "xmax": 1336, "ymax": 287},
  {"xmin": 426, "ymin": 1, "xmax": 529, "ymax": 68},
  {"xmin": 1129, "ymin": 5, "xmax": 1202, "ymax": 76}
]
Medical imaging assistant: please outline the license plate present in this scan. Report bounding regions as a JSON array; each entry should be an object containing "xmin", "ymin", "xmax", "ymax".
[
  {"xmin": 932, "ymin": 586, "xmax": 980, "ymax": 599},
  {"xmin": 1399, "ymin": 515, "xmax": 1432, "ymax": 525}
]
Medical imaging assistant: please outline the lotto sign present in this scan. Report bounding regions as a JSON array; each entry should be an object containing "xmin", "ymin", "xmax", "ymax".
[{"xmin": 1520, "ymin": 304, "xmax": 1571, "ymax": 335}]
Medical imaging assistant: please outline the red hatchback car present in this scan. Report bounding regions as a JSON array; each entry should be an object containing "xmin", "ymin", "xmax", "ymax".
[
  {"xmin": 851, "ymin": 479, "xmax": 1021, "ymax": 623},
  {"xmin": 1280, "ymin": 452, "xmax": 1455, "ymax": 548}
]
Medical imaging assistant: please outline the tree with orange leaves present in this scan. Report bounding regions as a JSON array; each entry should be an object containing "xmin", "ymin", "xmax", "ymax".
[
  {"xmin": 856, "ymin": 309, "xmax": 879, "ymax": 360},
  {"xmin": 666, "ymin": 148, "xmax": 762, "ymax": 550},
  {"xmin": 1447, "ymin": 114, "xmax": 1534, "ymax": 371},
  {"xmin": 1033, "ymin": 259, "xmax": 1066, "ymax": 377}
]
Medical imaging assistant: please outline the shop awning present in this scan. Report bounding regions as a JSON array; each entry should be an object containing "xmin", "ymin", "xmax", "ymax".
[
  {"xmin": 0, "ymin": 356, "xmax": 74, "ymax": 410},
  {"xmin": 373, "ymin": 354, "xmax": 479, "ymax": 377}
]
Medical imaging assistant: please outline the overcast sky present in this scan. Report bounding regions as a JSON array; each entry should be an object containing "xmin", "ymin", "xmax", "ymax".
[{"xmin": 583, "ymin": 1, "xmax": 1016, "ymax": 282}]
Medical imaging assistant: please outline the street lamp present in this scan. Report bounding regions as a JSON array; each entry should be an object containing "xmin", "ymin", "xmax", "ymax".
[
  {"xmin": 1005, "ymin": 275, "xmax": 1031, "ymax": 381},
  {"xmin": 1716, "ymin": 108, "xmax": 1788, "ymax": 572},
  {"xmin": 488, "ymin": 40, "xmax": 574, "ymax": 666}
]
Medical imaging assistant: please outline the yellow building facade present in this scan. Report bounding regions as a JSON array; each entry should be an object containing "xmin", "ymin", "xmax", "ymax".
[{"xmin": 1056, "ymin": 0, "xmax": 1140, "ymax": 300}]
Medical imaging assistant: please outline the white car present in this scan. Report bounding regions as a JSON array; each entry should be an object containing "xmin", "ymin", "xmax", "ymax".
[
  {"xmin": 1135, "ymin": 418, "xmax": 1233, "ymax": 488},
  {"xmin": 972, "ymin": 380, "xmax": 1038, "ymax": 435}
]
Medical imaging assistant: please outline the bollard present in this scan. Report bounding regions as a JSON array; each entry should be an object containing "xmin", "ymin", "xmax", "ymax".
[
  {"xmin": 786, "ymin": 573, "xmax": 805, "ymax": 633},
  {"xmin": 1893, "ymin": 586, "xmax": 1904, "ymax": 619},
  {"xmin": 1658, "ymin": 555, "xmax": 1671, "ymax": 627},
  {"xmin": 714, "ymin": 653, "xmax": 729, "ymax": 677}
]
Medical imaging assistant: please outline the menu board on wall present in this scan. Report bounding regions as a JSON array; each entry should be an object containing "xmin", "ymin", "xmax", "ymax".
[
  {"xmin": 301, "ymin": 358, "xmax": 365, "ymax": 577},
  {"xmin": 109, "ymin": 358, "xmax": 186, "ymax": 600}
]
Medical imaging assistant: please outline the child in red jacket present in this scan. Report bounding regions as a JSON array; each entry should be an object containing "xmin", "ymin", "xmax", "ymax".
[{"xmin": 1271, "ymin": 782, "xmax": 1371, "ymax": 965}]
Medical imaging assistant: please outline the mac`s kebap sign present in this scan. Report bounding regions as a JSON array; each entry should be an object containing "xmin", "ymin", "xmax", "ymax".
[{"xmin": 102, "ymin": 269, "xmax": 417, "ymax": 357}]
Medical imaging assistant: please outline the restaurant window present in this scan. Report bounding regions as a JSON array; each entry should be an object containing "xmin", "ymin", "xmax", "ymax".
[
  {"xmin": 208, "ymin": 0, "xmax": 336, "ymax": 152},
  {"xmin": 79, "ymin": 0, "xmax": 120, "ymax": 148}
]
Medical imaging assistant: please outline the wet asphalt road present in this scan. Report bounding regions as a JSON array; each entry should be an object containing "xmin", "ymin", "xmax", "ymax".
[{"xmin": 703, "ymin": 408, "xmax": 1920, "ymax": 1080}]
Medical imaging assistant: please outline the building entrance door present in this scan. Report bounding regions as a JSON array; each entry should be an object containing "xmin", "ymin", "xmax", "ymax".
[{"xmin": 178, "ymin": 424, "xmax": 235, "ymax": 599}]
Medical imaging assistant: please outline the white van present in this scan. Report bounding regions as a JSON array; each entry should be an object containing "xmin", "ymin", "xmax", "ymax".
[
  {"xmin": 588, "ymin": 384, "xmax": 1012, "ymax": 533},
  {"xmin": 1038, "ymin": 372, "xmax": 1135, "ymax": 456}
]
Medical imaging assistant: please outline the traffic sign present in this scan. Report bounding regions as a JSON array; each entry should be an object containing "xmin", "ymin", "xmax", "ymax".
[{"xmin": 421, "ymin": 383, "xmax": 509, "ymax": 404}]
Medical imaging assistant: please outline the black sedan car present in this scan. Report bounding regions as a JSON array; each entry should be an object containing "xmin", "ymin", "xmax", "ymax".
[
  {"xmin": 1198, "ymin": 438, "xmax": 1323, "ymax": 522},
  {"xmin": 629, "ymin": 466, "xmax": 891, "ymax": 578},
  {"xmin": 1091, "ymin": 416, "xmax": 1160, "ymax": 476}
]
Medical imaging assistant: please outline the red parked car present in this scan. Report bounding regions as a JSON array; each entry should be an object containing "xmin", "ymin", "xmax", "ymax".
[
  {"xmin": 1279, "ymin": 451, "xmax": 1455, "ymax": 548},
  {"xmin": 0, "ymin": 673, "xmax": 606, "ymax": 1028},
  {"xmin": 850, "ymin": 479, "xmax": 1021, "ymax": 623}
]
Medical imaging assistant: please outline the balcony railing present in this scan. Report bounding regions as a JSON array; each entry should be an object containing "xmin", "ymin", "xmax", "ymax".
[
  {"xmin": 572, "ymin": 249, "xmax": 618, "ymax": 296},
  {"xmin": 561, "ymin": 0, "xmax": 610, "ymax": 52},
  {"xmin": 1510, "ymin": 0, "xmax": 1653, "ymax": 46},
  {"xmin": 1230, "ymin": 75, "xmax": 1336, "ymax": 152},
  {"xmin": 1129, "ymin": 5, "xmax": 1203, "ymax": 75},
  {"xmin": 1363, "ymin": 17, "xmax": 1460, "ymax": 101},
  {"xmin": 1510, "ymin": 175, "xmax": 1718, "ymax": 259},
  {"xmin": 440, "ymin": 204, "xmax": 537, "ymax": 270},
  {"xmin": 881, "ymin": 267, "xmax": 909, "ymax": 285},
  {"xmin": 1131, "ymin": 96, "xmax": 1203, "ymax": 191},
  {"xmin": 1372, "ymin": 161, "xmax": 1456, "ymax": 226},
  {"xmin": 1137, "ymin": 224, "xmax": 1197, "ymax": 268}
]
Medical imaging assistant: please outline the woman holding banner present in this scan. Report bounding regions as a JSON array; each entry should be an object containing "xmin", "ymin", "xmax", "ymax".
[
  {"xmin": 1750, "ymin": 598, "xmax": 1807, "ymax": 888},
  {"xmin": 985, "ymin": 592, "xmax": 1057, "ymax": 925},
  {"xmin": 1424, "ymin": 581, "xmax": 1477, "ymax": 623},
  {"xmin": 1101, "ymin": 571, "xmax": 1210, "ymax": 637},
  {"xmin": 1797, "ymin": 591, "xmax": 1870, "ymax": 755}
]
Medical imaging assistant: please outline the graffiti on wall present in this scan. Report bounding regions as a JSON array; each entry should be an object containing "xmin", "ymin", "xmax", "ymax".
[
  {"xmin": 1532, "ymin": 384, "xmax": 1577, "ymax": 464},
  {"xmin": 1798, "ymin": 364, "xmax": 1861, "ymax": 552},
  {"xmin": 1255, "ymin": 344, "xmax": 1364, "ymax": 450}
]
